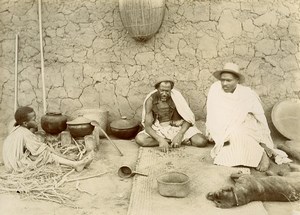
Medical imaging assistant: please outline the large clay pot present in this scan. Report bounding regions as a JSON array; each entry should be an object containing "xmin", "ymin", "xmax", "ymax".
[
  {"xmin": 72, "ymin": 108, "xmax": 108, "ymax": 137},
  {"xmin": 41, "ymin": 112, "xmax": 67, "ymax": 135},
  {"xmin": 67, "ymin": 116, "xmax": 94, "ymax": 138},
  {"xmin": 110, "ymin": 116, "xmax": 140, "ymax": 139}
]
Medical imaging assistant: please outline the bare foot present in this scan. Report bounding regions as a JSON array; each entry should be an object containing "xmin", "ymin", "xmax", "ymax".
[
  {"xmin": 288, "ymin": 163, "xmax": 300, "ymax": 172},
  {"xmin": 256, "ymin": 152, "xmax": 270, "ymax": 172},
  {"xmin": 75, "ymin": 151, "xmax": 94, "ymax": 172}
]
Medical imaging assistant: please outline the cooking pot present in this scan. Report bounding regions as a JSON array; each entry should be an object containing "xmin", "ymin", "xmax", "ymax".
[
  {"xmin": 157, "ymin": 171, "xmax": 190, "ymax": 198},
  {"xmin": 41, "ymin": 112, "xmax": 67, "ymax": 134},
  {"xmin": 67, "ymin": 116, "xmax": 94, "ymax": 138},
  {"xmin": 110, "ymin": 116, "xmax": 140, "ymax": 139}
]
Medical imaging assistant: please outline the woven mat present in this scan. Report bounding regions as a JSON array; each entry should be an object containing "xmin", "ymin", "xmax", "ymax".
[{"xmin": 127, "ymin": 147, "xmax": 268, "ymax": 215}]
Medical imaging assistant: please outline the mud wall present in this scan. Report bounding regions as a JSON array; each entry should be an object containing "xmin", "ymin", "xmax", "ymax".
[{"xmin": 0, "ymin": 0, "xmax": 299, "ymax": 139}]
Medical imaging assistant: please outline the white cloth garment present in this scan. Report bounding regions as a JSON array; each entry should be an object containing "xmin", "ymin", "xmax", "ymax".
[
  {"xmin": 3, "ymin": 126, "xmax": 53, "ymax": 172},
  {"xmin": 140, "ymin": 89, "xmax": 201, "ymax": 140},
  {"xmin": 206, "ymin": 81, "xmax": 291, "ymax": 167}
]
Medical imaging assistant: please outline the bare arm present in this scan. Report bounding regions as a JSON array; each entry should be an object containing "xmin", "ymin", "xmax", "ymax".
[
  {"xmin": 171, "ymin": 120, "xmax": 191, "ymax": 147},
  {"xmin": 144, "ymin": 97, "xmax": 169, "ymax": 152},
  {"xmin": 144, "ymin": 97, "xmax": 164, "ymax": 142}
]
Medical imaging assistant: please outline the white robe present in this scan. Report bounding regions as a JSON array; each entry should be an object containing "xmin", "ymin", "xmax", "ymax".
[
  {"xmin": 206, "ymin": 81, "xmax": 290, "ymax": 167},
  {"xmin": 140, "ymin": 89, "xmax": 201, "ymax": 140},
  {"xmin": 2, "ymin": 126, "xmax": 53, "ymax": 172}
]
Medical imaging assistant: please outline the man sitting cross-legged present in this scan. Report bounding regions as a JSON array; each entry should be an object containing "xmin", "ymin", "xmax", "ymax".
[{"xmin": 135, "ymin": 77, "xmax": 207, "ymax": 153}]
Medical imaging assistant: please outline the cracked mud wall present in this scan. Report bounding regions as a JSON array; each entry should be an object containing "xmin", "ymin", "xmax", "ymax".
[{"xmin": 0, "ymin": 0, "xmax": 299, "ymax": 139}]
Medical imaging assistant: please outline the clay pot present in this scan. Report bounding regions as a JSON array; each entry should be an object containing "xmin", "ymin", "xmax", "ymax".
[
  {"xmin": 41, "ymin": 112, "xmax": 67, "ymax": 135},
  {"xmin": 110, "ymin": 116, "xmax": 140, "ymax": 139},
  {"xmin": 67, "ymin": 116, "xmax": 94, "ymax": 138},
  {"xmin": 72, "ymin": 108, "xmax": 108, "ymax": 137}
]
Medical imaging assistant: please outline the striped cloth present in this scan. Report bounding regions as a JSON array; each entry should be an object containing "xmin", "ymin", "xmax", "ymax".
[
  {"xmin": 206, "ymin": 81, "xmax": 290, "ymax": 167},
  {"xmin": 2, "ymin": 126, "xmax": 53, "ymax": 172}
]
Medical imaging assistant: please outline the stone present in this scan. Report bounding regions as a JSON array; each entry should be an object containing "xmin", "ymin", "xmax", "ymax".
[
  {"xmin": 69, "ymin": 7, "xmax": 90, "ymax": 23},
  {"xmin": 135, "ymin": 52, "xmax": 154, "ymax": 65},
  {"xmin": 253, "ymin": 11, "xmax": 278, "ymax": 27},
  {"xmin": 255, "ymin": 39, "xmax": 279, "ymax": 55},
  {"xmin": 197, "ymin": 34, "xmax": 218, "ymax": 59},
  {"xmin": 116, "ymin": 77, "xmax": 130, "ymax": 96},
  {"xmin": 79, "ymin": 86, "xmax": 100, "ymax": 107},
  {"xmin": 182, "ymin": 2, "xmax": 210, "ymax": 22},
  {"xmin": 279, "ymin": 55, "xmax": 299, "ymax": 71},
  {"xmin": 218, "ymin": 10, "xmax": 242, "ymax": 39},
  {"xmin": 281, "ymin": 40, "xmax": 298, "ymax": 54},
  {"xmin": 92, "ymin": 38, "xmax": 114, "ymax": 51},
  {"xmin": 74, "ymin": 28, "xmax": 96, "ymax": 47},
  {"xmin": 178, "ymin": 39, "xmax": 195, "ymax": 59},
  {"xmin": 288, "ymin": 23, "xmax": 300, "ymax": 37},
  {"xmin": 48, "ymin": 87, "xmax": 68, "ymax": 99}
]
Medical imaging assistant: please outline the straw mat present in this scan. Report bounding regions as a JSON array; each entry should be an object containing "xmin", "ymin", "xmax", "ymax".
[{"xmin": 127, "ymin": 146, "xmax": 268, "ymax": 215}]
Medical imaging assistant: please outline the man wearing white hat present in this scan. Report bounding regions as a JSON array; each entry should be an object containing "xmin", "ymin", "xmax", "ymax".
[
  {"xmin": 206, "ymin": 63, "xmax": 291, "ymax": 171},
  {"xmin": 135, "ymin": 77, "xmax": 207, "ymax": 153}
]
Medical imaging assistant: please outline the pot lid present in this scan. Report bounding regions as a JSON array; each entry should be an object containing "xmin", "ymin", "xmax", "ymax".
[
  {"xmin": 271, "ymin": 99, "xmax": 300, "ymax": 141},
  {"xmin": 110, "ymin": 116, "xmax": 139, "ymax": 129},
  {"xmin": 67, "ymin": 116, "xmax": 91, "ymax": 125}
]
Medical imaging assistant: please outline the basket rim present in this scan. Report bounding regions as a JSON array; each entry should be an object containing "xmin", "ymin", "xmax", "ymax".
[{"xmin": 156, "ymin": 171, "xmax": 190, "ymax": 185}]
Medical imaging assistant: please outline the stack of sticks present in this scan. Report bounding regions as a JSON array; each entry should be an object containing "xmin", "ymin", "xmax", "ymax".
[{"xmin": 0, "ymin": 165, "xmax": 75, "ymax": 206}]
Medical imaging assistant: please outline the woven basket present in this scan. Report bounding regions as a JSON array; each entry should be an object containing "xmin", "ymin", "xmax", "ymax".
[{"xmin": 119, "ymin": 0, "xmax": 166, "ymax": 41}]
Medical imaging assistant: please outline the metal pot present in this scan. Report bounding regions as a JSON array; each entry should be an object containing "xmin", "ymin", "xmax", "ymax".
[
  {"xmin": 157, "ymin": 171, "xmax": 190, "ymax": 198},
  {"xmin": 67, "ymin": 116, "xmax": 94, "ymax": 138},
  {"xmin": 110, "ymin": 116, "xmax": 140, "ymax": 139}
]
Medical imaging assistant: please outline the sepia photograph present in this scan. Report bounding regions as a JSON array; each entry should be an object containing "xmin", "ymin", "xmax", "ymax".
[{"xmin": 0, "ymin": 0, "xmax": 299, "ymax": 214}]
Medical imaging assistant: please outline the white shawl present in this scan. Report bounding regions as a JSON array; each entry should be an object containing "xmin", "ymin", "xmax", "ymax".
[
  {"xmin": 141, "ymin": 89, "xmax": 195, "ymax": 126},
  {"xmin": 206, "ymin": 81, "xmax": 274, "ymax": 158}
]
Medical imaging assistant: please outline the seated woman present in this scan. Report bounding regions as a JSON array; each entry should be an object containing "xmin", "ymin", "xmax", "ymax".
[{"xmin": 2, "ymin": 106, "xmax": 93, "ymax": 172}]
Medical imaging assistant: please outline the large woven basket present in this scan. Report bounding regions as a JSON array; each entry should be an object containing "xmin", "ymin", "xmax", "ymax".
[{"xmin": 119, "ymin": 0, "xmax": 166, "ymax": 41}]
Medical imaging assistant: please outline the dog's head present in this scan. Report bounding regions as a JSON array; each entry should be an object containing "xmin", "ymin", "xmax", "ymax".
[{"xmin": 206, "ymin": 186, "xmax": 237, "ymax": 208}]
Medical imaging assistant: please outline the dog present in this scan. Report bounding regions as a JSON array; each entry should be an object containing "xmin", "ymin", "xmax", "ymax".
[{"xmin": 206, "ymin": 164, "xmax": 300, "ymax": 208}]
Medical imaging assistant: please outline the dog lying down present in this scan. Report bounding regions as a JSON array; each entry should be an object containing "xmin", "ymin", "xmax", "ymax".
[{"xmin": 207, "ymin": 164, "xmax": 300, "ymax": 208}]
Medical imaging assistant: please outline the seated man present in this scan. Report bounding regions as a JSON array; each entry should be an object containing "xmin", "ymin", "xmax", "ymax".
[
  {"xmin": 135, "ymin": 77, "xmax": 207, "ymax": 152},
  {"xmin": 206, "ymin": 62, "xmax": 291, "ymax": 171},
  {"xmin": 2, "ymin": 106, "xmax": 94, "ymax": 172}
]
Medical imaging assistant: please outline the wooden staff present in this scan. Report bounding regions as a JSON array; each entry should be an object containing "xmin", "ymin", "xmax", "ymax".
[
  {"xmin": 38, "ymin": 0, "xmax": 47, "ymax": 114},
  {"xmin": 14, "ymin": 34, "xmax": 19, "ymax": 112}
]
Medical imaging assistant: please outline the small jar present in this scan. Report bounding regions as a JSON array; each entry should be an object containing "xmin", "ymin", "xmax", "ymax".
[
  {"xmin": 84, "ymin": 135, "xmax": 96, "ymax": 152},
  {"xmin": 60, "ymin": 131, "xmax": 72, "ymax": 146}
]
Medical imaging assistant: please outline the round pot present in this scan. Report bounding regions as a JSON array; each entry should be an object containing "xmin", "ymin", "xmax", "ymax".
[
  {"xmin": 67, "ymin": 116, "xmax": 94, "ymax": 138},
  {"xmin": 72, "ymin": 108, "xmax": 108, "ymax": 137},
  {"xmin": 41, "ymin": 112, "xmax": 67, "ymax": 135},
  {"xmin": 110, "ymin": 116, "xmax": 140, "ymax": 139},
  {"xmin": 157, "ymin": 171, "xmax": 190, "ymax": 198}
]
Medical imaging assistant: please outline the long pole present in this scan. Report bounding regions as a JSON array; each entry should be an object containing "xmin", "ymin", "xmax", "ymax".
[
  {"xmin": 14, "ymin": 34, "xmax": 19, "ymax": 112},
  {"xmin": 38, "ymin": 0, "xmax": 47, "ymax": 114}
]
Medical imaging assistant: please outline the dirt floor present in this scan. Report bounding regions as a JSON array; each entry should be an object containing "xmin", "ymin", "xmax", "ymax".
[{"xmin": 0, "ymin": 132, "xmax": 299, "ymax": 215}]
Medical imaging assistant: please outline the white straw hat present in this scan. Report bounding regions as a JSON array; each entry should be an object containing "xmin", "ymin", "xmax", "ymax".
[{"xmin": 213, "ymin": 62, "xmax": 245, "ymax": 83}]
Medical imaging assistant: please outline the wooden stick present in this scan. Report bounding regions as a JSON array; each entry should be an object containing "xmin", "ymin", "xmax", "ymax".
[
  {"xmin": 72, "ymin": 137, "xmax": 84, "ymax": 159},
  {"xmin": 98, "ymin": 127, "xmax": 124, "ymax": 156},
  {"xmin": 14, "ymin": 34, "xmax": 19, "ymax": 112},
  {"xmin": 55, "ymin": 169, "xmax": 75, "ymax": 188},
  {"xmin": 38, "ymin": 0, "xmax": 47, "ymax": 114},
  {"xmin": 66, "ymin": 172, "xmax": 107, "ymax": 183}
]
